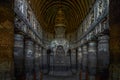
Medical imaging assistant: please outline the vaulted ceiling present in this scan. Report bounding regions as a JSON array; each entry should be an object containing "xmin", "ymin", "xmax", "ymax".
[{"xmin": 28, "ymin": 0, "xmax": 95, "ymax": 34}]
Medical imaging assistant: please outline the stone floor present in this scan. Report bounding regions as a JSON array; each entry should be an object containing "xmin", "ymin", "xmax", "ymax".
[
  {"xmin": 43, "ymin": 74, "xmax": 79, "ymax": 80},
  {"xmin": 48, "ymin": 71, "xmax": 73, "ymax": 76}
]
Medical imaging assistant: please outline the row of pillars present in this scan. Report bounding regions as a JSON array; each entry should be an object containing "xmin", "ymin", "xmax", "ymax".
[
  {"xmin": 14, "ymin": 33, "xmax": 44, "ymax": 80},
  {"xmin": 79, "ymin": 34, "xmax": 109, "ymax": 80}
]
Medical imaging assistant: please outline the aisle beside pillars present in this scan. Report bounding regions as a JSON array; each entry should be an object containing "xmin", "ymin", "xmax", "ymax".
[
  {"xmin": 88, "ymin": 37, "xmax": 97, "ymax": 80},
  {"xmin": 81, "ymin": 42, "xmax": 88, "ymax": 80},
  {"xmin": 97, "ymin": 34, "xmax": 109, "ymax": 80},
  {"xmin": 25, "ymin": 39, "xmax": 34, "ymax": 80},
  {"xmin": 14, "ymin": 33, "xmax": 24, "ymax": 80}
]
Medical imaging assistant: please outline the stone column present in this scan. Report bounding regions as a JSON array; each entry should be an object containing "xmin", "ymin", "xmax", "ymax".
[
  {"xmin": 25, "ymin": 39, "xmax": 34, "ymax": 80},
  {"xmin": 39, "ymin": 46, "xmax": 43, "ymax": 80},
  {"xmin": 14, "ymin": 34, "xmax": 24, "ymax": 80},
  {"xmin": 81, "ymin": 44, "xmax": 88, "ymax": 80},
  {"xmin": 39, "ymin": 47, "xmax": 42, "ymax": 71},
  {"xmin": 41, "ymin": 47, "xmax": 43, "ymax": 72},
  {"xmin": 47, "ymin": 49, "xmax": 51, "ymax": 73},
  {"xmin": 78, "ymin": 47, "xmax": 82, "ymax": 70},
  {"xmin": 34, "ymin": 44, "xmax": 40, "ymax": 80},
  {"xmin": 78, "ymin": 47, "xmax": 82, "ymax": 80},
  {"xmin": 71, "ymin": 49, "xmax": 76, "ymax": 72},
  {"xmin": 42, "ymin": 48, "xmax": 47, "ymax": 73},
  {"xmin": 44, "ymin": 47, "xmax": 48, "ymax": 73},
  {"xmin": 97, "ymin": 34, "xmax": 109, "ymax": 80},
  {"xmin": 88, "ymin": 40, "xmax": 97, "ymax": 80}
]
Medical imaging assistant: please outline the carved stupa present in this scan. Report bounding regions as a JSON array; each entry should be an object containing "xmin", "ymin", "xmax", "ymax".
[
  {"xmin": 50, "ymin": 8, "xmax": 69, "ymax": 54},
  {"xmin": 54, "ymin": 8, "xmax": 66, "ymax": 38}
]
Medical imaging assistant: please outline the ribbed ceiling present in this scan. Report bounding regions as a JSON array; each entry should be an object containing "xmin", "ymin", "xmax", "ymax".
[{"xmin": 29, "ymin": 0, "xmax": 95, "ymax": 33}]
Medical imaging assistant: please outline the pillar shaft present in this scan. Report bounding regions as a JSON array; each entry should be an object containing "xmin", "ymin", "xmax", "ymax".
[
  {"xmin": 14, "ymin": 34, "xmax": 24, "ymax": 80},
  {"xmin": 34, "ymin": 44, "xmax": 40, "ymax": 80},
  {"xmin": 97, "ymin": 35, "xmax": 109, "ymax": 80},
  {"xmin": 39, "ymin": 47, "xmax": 43, "ymax": 80},
  {"xmin": 42, "ymin": 48, "xmax": 47, "ymax": 73},
  {"xmin": 81, "ymin": 44, "xmax": 88, "ymax": 80},
  {"xmin": 78, "ymin": 47, "xmax": 82, "ymax": 70},
  {"xmin": 25, "ymin": 39, "xmax": 34, "ymax": 80},
  {"xmin": 88, "ymin": 41, "xmax": 97, "ymax": 80}
]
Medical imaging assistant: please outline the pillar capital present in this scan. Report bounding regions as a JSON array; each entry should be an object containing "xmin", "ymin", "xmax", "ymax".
[
  {"xmin": 99, "ymin": 28, "xmax": 109, "ymax": 36},
  {"xmin": 88, "ymin": 35, "xmax": 97, "ymax": 43},
  {"xmin": 24, "ymin": 35, "xmax": 35, "ymax": 42},
  {"xmin": 81, "ymin": 39, "xmax": 88, "ymax": 47},
  {"xmin": 35, "ymin": 44, "xmax": 39, "ymax": 49},
  {"xmin": 78, "ymin": 47, "xmax": 82, "ymax": 52},
  {"xmin": 15, "ymin": 30, "xmax": 25, "ymax": 35},
  {"xmin": 82, "ymin": 44, "xmax": 88, "ymax": 54},
  {"xmin": 98, "ymin": 34, "xmax": 109, "ymax": 41},
  {"xmin": 88, "ymin": 41, "xmax": 97, "ymax": 48},
  {"xmin": 14, "ymin": 34, "xmax": 24, "ymax": 41}
]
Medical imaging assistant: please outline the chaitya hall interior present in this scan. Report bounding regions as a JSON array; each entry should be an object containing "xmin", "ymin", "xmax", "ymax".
[{"xmin": 0, "ymin": 0, "xmax": 120, "ymax": 80}]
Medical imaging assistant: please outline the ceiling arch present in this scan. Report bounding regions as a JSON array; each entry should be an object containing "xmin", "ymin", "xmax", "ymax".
[{"xmin": 28, "ymin": 0, "xmax": 95, "ymax": 33}]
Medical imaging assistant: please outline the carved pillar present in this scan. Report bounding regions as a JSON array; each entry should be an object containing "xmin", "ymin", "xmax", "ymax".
[
  {"xmin": 81, "ymin": 43, "xmax": 88, "ymax": 80},
  {"xmin": 25, "ymin": 39, "xmax": 34, "ymax": 80},
  {"xmin": 39, "ymin": 46, "xmax": 43, "ymax": 80},
  {"xmin": 78, "ymin": 47, "xmax": 82, "ymax": 70},
  {"xmin": 42, "ymin": 48, "xmax": 47, "ymax": 73},
  {"xmin": 34, "ymin": 44, "xmax": 40, "ymax": 80},
  {"xmin": 78, "ymin": 47, "xmax": 82, "ymax": 80},
  {"xmin": 88, "ymin": 40, "xmax": 97, "ymax": 80},
  {"xmin": 71, "ymin": 49, "xmax": 76, "ymax": 72},
  {"xmin": 39, "ymin": 47, "xmax": 42, "ymax": 71},
  {"xmin": 47, "ymin": 48, "xmax": 51, "ymax": 73},
  {"xmin": 14, "ymin": 34, "xmax": 24, "ymax": 80},
  {"xmin": 41, "ymin": 47, "xmax": 43, "ymax": 72},
  {"xmin": 97, "ymin": 34, "xmax": 109, "ymax": 80}
]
